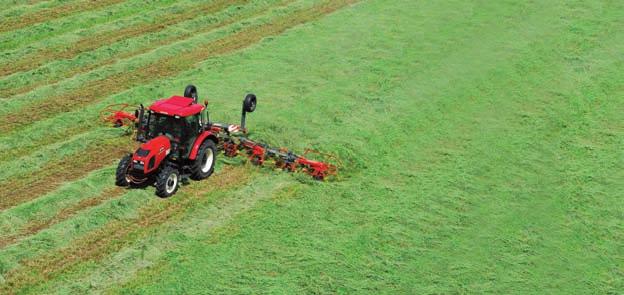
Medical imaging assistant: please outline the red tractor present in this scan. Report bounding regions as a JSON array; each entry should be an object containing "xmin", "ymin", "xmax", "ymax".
[
  {"xmin": 111, "ymin": 85, "xmax": 337, "ymax": 197},
  {"xmin": 115, "ymin": 85, "xmax": 256, "ymax": 197}
]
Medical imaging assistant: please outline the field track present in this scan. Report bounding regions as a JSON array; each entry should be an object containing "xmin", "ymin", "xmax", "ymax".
[{"xmin": 1, "ymin": 0, "xmax": 622, "ymax": 293}]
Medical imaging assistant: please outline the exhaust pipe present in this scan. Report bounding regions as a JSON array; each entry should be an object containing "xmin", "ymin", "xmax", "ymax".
[{"xmin": 136, "ymin": 104, "xmax": 145, "ymax": 142}]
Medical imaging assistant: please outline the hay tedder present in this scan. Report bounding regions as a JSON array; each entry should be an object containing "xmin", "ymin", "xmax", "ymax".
[{"xmin": 102, "ymin": 85, "xmax": 338, "ymax": 197}]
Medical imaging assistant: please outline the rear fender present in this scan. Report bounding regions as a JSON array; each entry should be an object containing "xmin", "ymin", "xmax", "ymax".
[{"xmin": 189, "ymin": 131, "xmax": 218, "ymax": 160}]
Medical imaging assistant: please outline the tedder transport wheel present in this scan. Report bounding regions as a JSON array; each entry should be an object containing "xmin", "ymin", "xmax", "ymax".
[
  {"xmin": 243, "ymin": 94, "xmax": 256, "ymax": 113},
  {"xmin": 184, "ymin": 85, "xmax": 198, "ymax": 103},
  {"xmin": 190, "ymin": 140, "xmax": 217, "ymax": 180},
  {"xmin": 155, "ymin": 166, "xmax": 180, "ymax": 198},
  {"xmin": 115, "ymin": 154, "xmax": 132, "ymax": 187}
]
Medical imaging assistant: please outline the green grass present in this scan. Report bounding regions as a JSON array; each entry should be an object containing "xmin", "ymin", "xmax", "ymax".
[{"xmin": 0, "ymin": 0, "xmax": 622, "ymax": 293}]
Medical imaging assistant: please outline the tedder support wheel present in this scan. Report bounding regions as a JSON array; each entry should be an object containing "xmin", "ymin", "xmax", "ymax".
[
  {"xmin": 184, "ymin": 85, "xmax": 198, "ymax": 103},
  {"xmin": 243, "ymin": 94, "xmax": 256, "ymax": 113},
  {"xmin": 190, "ymin": 140, "xmax": 217, "ymax": 180},
  {"xmin": 115, "ymin": 154, "xmax": 132, "ymax": 187},
  {"xmin": 155, "ymin": 166, "xmax": 180, "ymax": 198}
]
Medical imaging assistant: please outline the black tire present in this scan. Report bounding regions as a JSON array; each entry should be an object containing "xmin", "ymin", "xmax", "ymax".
[
  {"xmin": 155, "ymin": 166, "xmax": 180, "ymax": 198},
  {"xmin": 184, "ymin": 85, "xmax": 198, "ymax": 102},
  {"xmin": 115, "ymin": 154, "xmax": 132, "ymax": 186},
  {"xmin": 190, "ymin": 140, "xmax": 217, "ymax": 180},
  {"xmin": 243, "ymin": 94, "xmax": 256, "ymax": 113}
]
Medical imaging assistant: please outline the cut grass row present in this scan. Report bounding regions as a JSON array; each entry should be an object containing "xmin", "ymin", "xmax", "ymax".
[
  {"xmin": 0, "ymin": 0, "xmax": 293, "ymax": 98},
  {"xmin": 0, "ymin": 165, "xmax": 255, "ymax": 293},
  {"xmin": 0, "ymin": 0, "xmax": 178, "ymax": 52},
  {"xmin": 32, "ymin": 174, "xmax": 294, "ymax": 294},
  {"xmin": 0, "ymin": 0, "xmax": 63, "ymax": 19},
  {"xmin": 0, "ymin": 187, "xmax": 125, "ymax": 248},
  {"xmin": 0, "ymin": 136, "xmax": 133, "ymax": 211},
  {"xmin": 0, "ymin": 0, "xmax": 187, "ymax": 65},
  {"xmin": 0, "ymin": 0, "xmax": 245, "ymax": 77},
  {"xmin": 0, "ymin": 167, "xmax": 118, "ymax": 238},
  {"xmin": 0, "ymin": 184, "xmax": 153, "ymax": 278},
  {"xmin": 0, "ymin": 0, "xmax": 125, "ymax": 33}
]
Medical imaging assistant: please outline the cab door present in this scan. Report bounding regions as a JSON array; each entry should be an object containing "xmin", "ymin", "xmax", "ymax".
[{"xmin": 183, "ymin": 114, "xmax": 201, "ymax": 158}]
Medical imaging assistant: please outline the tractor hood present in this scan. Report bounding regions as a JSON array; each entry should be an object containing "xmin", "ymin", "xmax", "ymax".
[{"xmin": 132, "ymin": 135, "xmax": 171, "ymax": 174}]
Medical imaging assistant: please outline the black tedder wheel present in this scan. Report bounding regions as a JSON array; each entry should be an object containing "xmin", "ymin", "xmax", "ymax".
[
  {"xmin": 184, "ymin": 85, "xmax": 198, "ymax": 102},
  {"xmin": 155, "ymin": 166, "xmax": 180, "ymax": 198},
  {"xmin": 115, "ymin": 154, "xmax": 132, "ymax": 186},
  {"xmin": 243, "ymin": 94, "xmax": 256, "ymax": 113},
  {"xmin": 190, "ymin": 140, "xmax": 217, "ymax": 180}
]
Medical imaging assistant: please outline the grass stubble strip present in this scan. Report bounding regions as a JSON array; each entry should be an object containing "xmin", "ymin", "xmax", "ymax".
[
  {"xmin": 0, "ymin": 0, "xmax": 358, "ymax": 134},
  {"xmin": 0, "ymin": 139, "xmax": 134, "ymax": 211},
  {"xmin": 0, "ymin": 187, "xmax": 125, "ymax": 249},
  {"xmin": 0, "ymin": 0, "xmax": 247, "ymax": 78},
  {"xmin": 0, "ymin": 0, "xmax": 126, "ymax": 33},
  {"xmin": 0, "ymin": 1, "xmax": 357, "ymax": 292},
  {"xmin": 0, "ymin": 166, "xmax": 251, "ymax": 294},
  {"xmin": 0, "ymin": 0, "xmax": 295, "ymax": 98}
]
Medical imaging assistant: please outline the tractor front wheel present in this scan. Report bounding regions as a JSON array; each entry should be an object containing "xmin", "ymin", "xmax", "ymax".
[
  {"xmin": 115, "ymin": 154, "xmax": 132, "ymax": 186},
  {"xmin": 190, "ymin": 140, "xmax": 216, "ymax": 180},
  {"xmin": 155, "ymin": 166, "xmax": 180, "ymax": 198}
]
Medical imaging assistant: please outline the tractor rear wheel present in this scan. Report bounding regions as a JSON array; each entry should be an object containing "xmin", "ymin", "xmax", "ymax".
[
  {"xmin": 115, "ymin": 154, "xmax": 132, "ymax": 186},
  {"xmin": 155, "ymin": 166, "xmax": 180, "ymax": 198},
  {"xmin": 190, "ymin": 140, "xmax": 216, "ymax": 180}
]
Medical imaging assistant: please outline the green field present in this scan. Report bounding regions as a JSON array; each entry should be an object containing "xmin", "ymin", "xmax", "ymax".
[{"xmin": 0, "ymin": 0, "xmax": 622, "ymax": 293}]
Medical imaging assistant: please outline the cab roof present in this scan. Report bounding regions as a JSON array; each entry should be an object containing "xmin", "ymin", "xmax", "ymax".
[{"xmin": 149, "ymin": 96, "xmax": 204, "ymax": 117}]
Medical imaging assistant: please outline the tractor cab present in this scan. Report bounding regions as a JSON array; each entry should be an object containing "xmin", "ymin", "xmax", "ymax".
[{"xmin": 139, "ymin": 95, "xmax": 207, "ymax": 158}]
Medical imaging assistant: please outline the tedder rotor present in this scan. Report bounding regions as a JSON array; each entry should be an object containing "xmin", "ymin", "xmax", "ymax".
[{"xmin": 105, "ymin": 85, "xmax": 338, "ymax": 197}]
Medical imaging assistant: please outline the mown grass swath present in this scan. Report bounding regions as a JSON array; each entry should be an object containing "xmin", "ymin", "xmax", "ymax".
[
  {"xmin": 0, "ymin": 167, "xmax": 119, "ymax": 239},
  {"xmin": 0, "ymin": 0, "xmax": 180, "ymax": 52},
  {"xmin": 0, "ymin": 0, "xmax": 293, "ymax": 98},
  {"xmin": 0, "ymin": 135, "xmax": 133, "ymax": 211},
  {"xmin": 0, "ymin": 187, "xmax": 125, "ymax": 248},
  {"xmin": 0, "ymin": 0, "xmax": 125, "ymax": 33},
  {"xmin": 0, "ymin": 166, "xmax": 253, "ymax": 293},
  {"xmin": 0, "ymin": 0, "xmax": 244, "ymax": 77}
]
